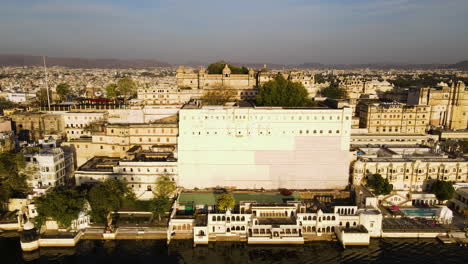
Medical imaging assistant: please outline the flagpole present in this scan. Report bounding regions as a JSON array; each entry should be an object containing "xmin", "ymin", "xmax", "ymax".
[{"xmin": 43, "ymin": 56, "xmax": 51, "ymax": 109}]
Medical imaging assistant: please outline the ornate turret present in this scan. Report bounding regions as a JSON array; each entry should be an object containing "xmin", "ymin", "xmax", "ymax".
[
  {"xmin": 176, "ymin": 65, "xmax": 185, "ymax": 74},
  {"xmin": 199, "ymin": 66, "xmax": 206, "ymax": 74},
  {"xmin": 222, "ymin": 64, "xmax": 231, "ymax": 77}
]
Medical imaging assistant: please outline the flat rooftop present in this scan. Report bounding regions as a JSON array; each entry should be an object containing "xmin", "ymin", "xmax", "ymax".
[
  {"xmin": 182, "ymin": 101, "xmax": 334, "ymax": 110},
  {"xmin": 78, "ymin": 156, "xmax": 120, "ymax": 172},
  {"xmin": 78, "ymin": 154, "xmax": 176, "ymax": 172},
  {"xmin": 178, "ymin": 192, "xmax": 300, "ymax": 206}
]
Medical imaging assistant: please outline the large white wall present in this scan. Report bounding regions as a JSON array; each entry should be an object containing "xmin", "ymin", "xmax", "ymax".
[{"xmin": 178, "ymin": 107, "xmax": 352, "ymax": 189}]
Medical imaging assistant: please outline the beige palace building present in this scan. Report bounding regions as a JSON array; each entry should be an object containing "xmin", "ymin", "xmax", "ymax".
[
  {"xmin": 358, "ymin": 102, "xmax": 430, "ymax": 134},
  {"xmin": 408, "ymin": 81, "xmax": 467, "ymax": 130},
  {"xmin": 64, "ymin": 115, "xmax": 178, "ymax": 166},
  {"xmin": 352, "ymin": 146, "xmax": 468, "ymax": 192}
]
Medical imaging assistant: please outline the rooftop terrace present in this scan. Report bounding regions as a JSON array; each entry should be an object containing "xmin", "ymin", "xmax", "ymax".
[{"xmin": 178, "ymin": 192, "xmax": 300, "ymax": 206}]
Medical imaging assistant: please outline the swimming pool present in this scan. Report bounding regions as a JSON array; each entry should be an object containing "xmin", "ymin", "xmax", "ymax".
[{"xmin": 399, "ymin": 208, "xmax": 438, "ymax": 217}]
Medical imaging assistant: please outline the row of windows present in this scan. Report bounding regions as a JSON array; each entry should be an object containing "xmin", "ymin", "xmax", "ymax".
[
  {"xmin": 185, "ymin": 115, "xmax": 349, "ymax": 121},
  {"xmin": 66, "ymin": 124, "xmax": 88, "ymax": 128},
  {"xmin": 188, "ymin": 129, "xmax": 344, "ymax": 136},
  {"xmin": 372, "ymin": 127, "xmax": 425, "ymax": 133},
  {"xmin": 211, "ymin": 215, "xmax": 246, "ymax": 222},
  {"xmin": 355, "ymin": 167, "xmax": 465, "ymax": 174},
  {"xmin": 354, "ymin": 175, "xmax": 464, "ymax": 183},
  {"xmin": 351, "ymin": 138, "xmax": 421, "ymax": 142},
  {"xmin": 66, "ymin": 116, "xmax": 101, "ymax": 120},
  {"xmin": 302, "ymin": 226, "xmax": 336, "ymax": 233},
  {"xmin": 138, "ymin": 137, "xmax": 172, "ymax": 143},
  {"xmin": 67, "ymin": 130, "xmax": 87, "ymax": 135},
  {"xmin": 128, "ymin": 128, "xmax": 176, "ymax": 134},
  {"xmin": 373, "ymin": 120, "xmax": 426, "ymax": 125},
  {"xmin": 371, "ymin": 114, "xmax": 427, "ymax": 118},
  {"xmin": 96, "ymin": 136, "xmax": 175, "ymax": 143},
  {"xmin": 120, "ymin": 167, "xmax": 175, "ymax": 173},
  {"xmin": 301, "ymin": 215, "xmax": 336, "ymax": 221},
  {"xmin": 40, "ymin": 162, "xmax": 65, "ymax": 172}
]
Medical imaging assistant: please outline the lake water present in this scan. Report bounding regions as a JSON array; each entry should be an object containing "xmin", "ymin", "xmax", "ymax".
[{"xmin": 1, "ymin": 236, "xmax": 468, "ymax": 264}]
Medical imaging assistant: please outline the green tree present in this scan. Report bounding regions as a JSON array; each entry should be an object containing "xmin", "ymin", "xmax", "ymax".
[
  {"xmin": 117, "ymin": 78, "xmax": 137, "ymax": 99},
  {"xmin": 366, "ymin": 174, "xmax": 393, "ymax": 195},
  {"xmin": 207, "ymin": 61, "xmax": 249, "ymax": 74},
  {"xmin": 149, "ymin": 196, "xmax": 172, "ymax": 221},
  {"xmin": 154, "ymin": 174, "xmax": 177, "ymax": 198},
  {"xmin": 87, "ymin": 179, "xmax": 134, "ymax": 228},
  {"xmin": 321, "ymin": 83, "xmax": 348, "ymax": 99},
  {"xmin": 431, "ymin": 180, "xmax": 455, "ymax": 202},
  {"xmin": 216, "ymin": 194, "xmax": 235, "ymax": 211},
  {"xmin": 105, "ymin": 83, "xmax": 119, "ymax": 99},
  {"xmin": 56, "ymin": 83, "xmax": 71, "ymax": 101},
  {"xmin": 256, "ymin": 75, "xmax": 311, "ymax": 107},
  {"xmin": 34, "ymin": 188, "xmax": 85, "ymax": 228},
  {"xmin": 314, "ymin": 74, "xmax": 326, "ymax": 84},
  {"xmin": 0, "ymin": 97, "xmax": 19, "ymax": 111},
  {"xmin": 202, "ymin": 87, "xmax": 236, "ymax": 105},
  {"xmin": 0, "ymin": 153, "xmax": 29, "ymax": 203},
  {"xmin": 36, "ymin": 88, "xmax": 50, "ymax": 107},
  {"xmin": 149, "ymin": 174, "xmax": 176, "ymax": 221}
]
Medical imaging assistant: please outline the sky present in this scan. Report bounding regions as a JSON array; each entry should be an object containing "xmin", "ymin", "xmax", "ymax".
[{"xmin": 1, "ymin": 0, "xmax": 467, "ymax": 65}]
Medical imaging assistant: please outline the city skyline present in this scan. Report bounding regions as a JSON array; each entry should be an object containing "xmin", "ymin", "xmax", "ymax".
[{"xmin": 1, "ymin": 0, "xmax": 468, "ymax": 65}]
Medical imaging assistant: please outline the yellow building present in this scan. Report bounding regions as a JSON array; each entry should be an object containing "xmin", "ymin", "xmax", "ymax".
[
  {"xmin": 352, "ymin": 146, "xmax": 468, "ymax": 193},
  {"xmin": 11, "ymin": 112, "xmax": 65, "ymax": 140},
  {"xmin": 408, "ymin": 81, "xmax": 467, "ymax": 129},
  {"xmin": 176, "ymin": 65, "xmax": 257, "ymax": 101},
  {"xmin": 358, "ymin": 102, "xmax": 430, "ymax": 134},
  {"xmin": 64, "ymin": 115, "xmax": 178, "ymax": 166}
]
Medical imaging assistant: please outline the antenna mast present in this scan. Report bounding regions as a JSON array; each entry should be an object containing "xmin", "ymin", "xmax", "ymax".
[{"xmin": 43, "ymin": 56, "xmax": 51, "ymax": 109}]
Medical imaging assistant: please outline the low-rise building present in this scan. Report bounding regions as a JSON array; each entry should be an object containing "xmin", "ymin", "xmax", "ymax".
[
  {"xmin": 64, "ymin": 115, "xmax": 178, "ymax": 166},
  {"xmin": 4, "ymin": 92, "xmax": 36, "ymax": 103},
  {"xmin": 63, "ymin": 111, "xmax": 107, "ymax": 139},
  {"xmin": 168, "ymin": 194, "xmax": 382, "ymax": 245},
  {"xmin": 11, "ymin": 112, "xmax": 65, "ymax": 141},
  {"xmin": 448, "ymin": 188, "xmax": 468, "ymax": 214},
  {"xmin": 352, "ymin": 146, "xmax": 468, "ymax": 192},
  {"xmin": 23, "ymin": 147, "xmax": 73, "ymax": 196},
  {"xmin": 74, "ymin": 151, "xmax": 177, "ymax": 200}
]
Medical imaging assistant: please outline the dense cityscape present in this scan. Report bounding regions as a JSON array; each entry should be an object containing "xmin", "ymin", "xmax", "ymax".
[
  {"xmin": 1, "ymin": 0, "xmax": 468, "ymax": 263},
  {"xmin": 1, "ymin": 60, "xmax": 467, "ymax": 255}
]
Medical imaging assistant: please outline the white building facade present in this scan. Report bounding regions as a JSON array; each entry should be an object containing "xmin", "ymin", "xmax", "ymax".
[
  {"xmin": 178, "ymin": 106, "xmax": 353, "ymax": 189},
  {"xmin": 24, "ymin": 148, "xmax": 70, "ymax": 194},
  {"xmin": 63, "ymin": 111, "xmax": 107, "ymax": 139},
  {"xmin": 74, "ymin": 157, "xmax": 177, "ymax": 200}
]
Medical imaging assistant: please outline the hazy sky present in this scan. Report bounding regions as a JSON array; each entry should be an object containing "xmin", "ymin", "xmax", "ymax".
[{"xmin": 1, "ymin": 0, "xmax": 467, "ymax": 64}]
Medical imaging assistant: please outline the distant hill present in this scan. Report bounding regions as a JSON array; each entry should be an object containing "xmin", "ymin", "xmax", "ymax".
[
  {"xmin": 0, "ymin": 54, "xmax": 171, "ymax": 68},
  {"xmin": 451, "ymin": 60, "xmax": 468, "ymax": 70}
]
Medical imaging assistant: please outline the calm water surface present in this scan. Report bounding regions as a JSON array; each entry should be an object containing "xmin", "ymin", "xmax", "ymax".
[{"xmin": 1, "ymin": 236, "xmax": 467, "ymax": 264}]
